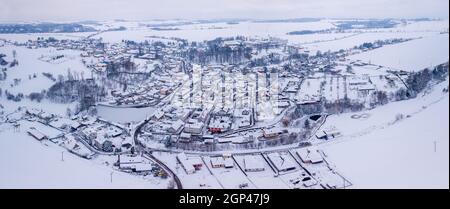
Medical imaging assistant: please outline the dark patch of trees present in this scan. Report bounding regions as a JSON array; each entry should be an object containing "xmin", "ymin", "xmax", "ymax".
[
  {"xmin": 28, "ymin": 92, "xmax": 45, "ymax": 102},
  {"xmin": 324, "ymin": 98, "xmax": 365, "ymax": 114},
  {"xmin": 185, "ymin": 37, "xmax": 253, "ymax": 65},
  {"xmin": 4, "ymin": 90, "xmax": 23, "ymax": 102},
  {"xmin": 406, "ymin": 63, "xmax": 449, "ymax": 97},
  {"xmin": 0, "ymin": 23, "xmax": 96, "ymax": 34},
  {"xmin": 47, "ymin": 79, "xmax": 106, "ymax": 111},
  {"xmin": 370, "ymin": 90, "xmax": 389, "ymax": 107},
  {"xmin": 42, "ymin": 72, "xmax": 56, "ymax": 81}
]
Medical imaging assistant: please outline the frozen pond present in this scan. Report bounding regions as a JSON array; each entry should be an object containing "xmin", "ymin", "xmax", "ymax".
[{"xmin": 96, "ymin": 105, "xmax": 156, "ymax": 123}]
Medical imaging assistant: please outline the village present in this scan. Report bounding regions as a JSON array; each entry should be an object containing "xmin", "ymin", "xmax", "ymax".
[{"xmin": 0, "ymin": 17, "xmax": 448, "ymax": 189}]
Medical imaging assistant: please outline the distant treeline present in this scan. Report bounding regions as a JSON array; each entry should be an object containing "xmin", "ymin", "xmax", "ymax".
[{"xmin": 0, "ymin": 23, "xmax": 97, "ymax": 34}]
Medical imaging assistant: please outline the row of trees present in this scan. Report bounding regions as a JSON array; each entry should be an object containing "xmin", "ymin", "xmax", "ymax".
[{"xmin": 406, "ymin": 63, "xmax": 449, "ymax": 97}]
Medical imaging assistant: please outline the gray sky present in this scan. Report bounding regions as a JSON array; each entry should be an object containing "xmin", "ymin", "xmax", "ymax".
[{"xmin": 0, "ymin": 0, "xmax": 448, "ymax": 22}]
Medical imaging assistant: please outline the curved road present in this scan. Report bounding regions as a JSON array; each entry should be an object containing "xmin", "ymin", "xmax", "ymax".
[{"xmin": 133, "ymin": 117, "xmax": 183, "ymax": 189}]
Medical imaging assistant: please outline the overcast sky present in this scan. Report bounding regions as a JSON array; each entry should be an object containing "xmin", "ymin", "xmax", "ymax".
[{"xmin": 0, "ymin": 0, "xmax": 448, "ymax": 23}]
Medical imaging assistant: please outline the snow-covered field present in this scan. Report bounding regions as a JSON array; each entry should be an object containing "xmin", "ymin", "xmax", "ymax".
[
  {"xmin": 348, "ymin": 33, "xmax": 449, "ymax": 72},
  {"xmin": 318, "ymin": 78, "xmax": 449, "ymax": 189},
  {"xmin": 0, "ymin": 32, "xmax": 94, "ymax": 43},
  {"xmin": 94, "ymin": 20, "xmax": 336, "ymax": 43},
  {"xmin": 0, "ymin": 45, "xmax": 94, "ymax": 94},
  {"xmin": 303, "ymin": 32, "xmax": 430, "ymax": 53}
]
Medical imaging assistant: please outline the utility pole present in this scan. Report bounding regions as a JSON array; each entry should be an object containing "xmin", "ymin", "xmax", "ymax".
[
  {"xmin": 434, "ymin": 141, "xmax": 437, "ymax": 153},
  {"xmin": 61, "ymin": 151, "xmax": 64, "ymax": 161},
  {"xmin": 110, "ymin": 171, "xmax": 113, "ymax": 183}
]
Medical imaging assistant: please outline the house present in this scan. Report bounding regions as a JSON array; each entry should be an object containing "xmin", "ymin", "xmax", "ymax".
[
  {"xmin": 357, "ymin": 84, "xmax": 376, "ymax": 94},
  {"xmin": 92, "ymin": 136, "xmax": 113, "ymax": 152},
  {"xmin": 62, "ymin": 134, "xmax": 93, "ymax": 159},
  {"xmin": 49, "ymin": 118, "xmax": 82, "ymax": 131},
  {"xmin": 177, "ymin": 153, "xmax": 203, "ymax": 174},
  {"xmin": 277, "ymin": 100, "xmax": 290, "ymax": 108},
  {"xmin": 167, "ymin": 119, "xmax": 184, "ymax": 133},
  {"xmin": 184, "ymin": 122, "xmax": 204, "ymax": 134},
  {"xmin": 208, "ymin": 116, "xmax": 231, "ymax": 133},
  {"xmin": 217, "ymin": 138, "xmax": 232, "ymax": 144},
  {"xmin": 159, "ymin": 88, "xmax": 172, "ymax": 96},
  {"xmin": 224, "ymin": 158, "xmax": 234, "ymax": 168},
  {"xmin": 238, "ymin": 118, "xmax": 251, "ymax": 128},
  {"xmin": 317, "ymin": 128, "xmax": 341, "ymax": 140},
  {"xmin": 151, "ymin": 110, "xmax": 165, "ymax": 121},
  {"xmin": 243, "ymin": 155, "xmax": 265, "ymax": 172},
  {"xmin": 315, "ymin": 131, "xmax": 327, "ymax": 139},
  {"xmin": 179, "ymin": 132, "xmax": 192, "ymax": 143},
  {"xmin": 202, "ymin": 135, "xmax": 215, "ymax": 144},
  {"xmin": 210, "ymin": 157, "xmax": 225, "ymax": 168},
  {"xmin": 262, "ymin": 128, "xmax": 285, "ymax": 138},
  {"xmin": 132, "ymin": 163, "xmax": 153, "ymax": 172},
  {"xmin": 27, "ymin": 127, "xmax": 48, "ymax": 141},
  {"xmin": 296, "ymin": 148, "xmax": 323, "ymax": 164},
  {"xmin": 118, "ymin": 155, "xmax": 152, "ymax": 172},
  {"xmin": 267, "ymin": 152, "xmax": 296, "ymax": 172},
  {"xmin": 139, "ymin": 53, "xmax": 156, "ymax": 60}
]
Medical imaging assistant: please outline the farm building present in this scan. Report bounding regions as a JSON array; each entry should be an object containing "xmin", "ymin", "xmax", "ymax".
[{"xmin": 27, "ymin": 127, "xmax": 48, "ymax": 141}]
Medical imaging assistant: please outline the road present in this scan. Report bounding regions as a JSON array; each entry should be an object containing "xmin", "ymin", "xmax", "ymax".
[
  {"xmin": 133, "ymin": 116, "xmax": 183, "ymax": 189},
  {"xmin": 143, "ymin": 152, "xmax": 183, "ymax": 189}
]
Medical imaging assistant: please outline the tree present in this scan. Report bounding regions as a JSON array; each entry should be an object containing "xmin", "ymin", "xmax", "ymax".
[
  {"xmin": 304, "ymin": 119, "xmax": 311, "ymax": 129},
  {"xmin": 66, "ymin": 107, "xmax": 72, "ymax": 117},
  {"xmin": 282, "ymin": 117, "xmax": 290, "ymax": 127}
]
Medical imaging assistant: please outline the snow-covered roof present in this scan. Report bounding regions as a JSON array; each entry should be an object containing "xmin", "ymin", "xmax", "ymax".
[{"xmin": 243, "ymin": 155, "xmax": 265, "ymax": 171}]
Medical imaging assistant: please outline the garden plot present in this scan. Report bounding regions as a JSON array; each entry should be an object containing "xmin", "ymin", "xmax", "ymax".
[
  {"xmin": 369, "ymin": 74, "xmax": 407, "ymax": 96},
  {"xmin": 290, "ymin": 148, "xmax": 350, "ymax": 189},
  {"xmin": 278, "ymin": 169, "xmax": 322, "ymax": 189},
  {"xmin": 322, "ymin": 75, "xmax": 346, "ymax": 102},
  {"xmin": 349, "ymin": 63, "xmax": 391, "ymax": 76},
  {"xmin": 297, "ymin": 78, "xmax": 323, "ymax": 102},
  {"xmin": 153, "ymin": 152, "xmax": 223, "ymax": 189},
  {"xmin": 202, "ymin": 156, "xmax": 256, "ymax": 189},
  {"xmin": 233, "ymin": 154, "xmax": 289, "ymax": 189}
]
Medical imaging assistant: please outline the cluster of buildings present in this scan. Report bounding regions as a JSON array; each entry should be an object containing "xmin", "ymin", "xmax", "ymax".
[{"xmin": 77, "ymin": 117, "xmax": 131, "ymax": 153}]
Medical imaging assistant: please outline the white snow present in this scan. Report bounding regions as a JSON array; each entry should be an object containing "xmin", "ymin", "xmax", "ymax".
[
  {"xmin": 348, "ymin": 34, "xmax": 449, "ymax": 72},
  {"xmin": 318, "ymin": 78, "xmax": 449, "ymax": 189},
  {"xmin": 0, "ymin": 124, "xmax": 168, "ymax": 188}
]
